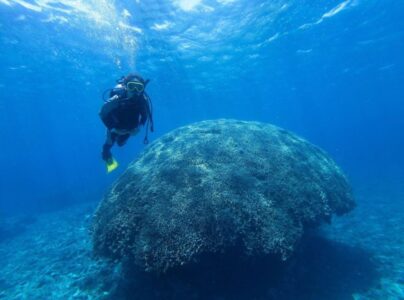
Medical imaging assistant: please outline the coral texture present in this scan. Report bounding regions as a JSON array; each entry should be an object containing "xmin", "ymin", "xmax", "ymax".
[{"xmin": 92, "ymin": 119, "xmax": 355, "ymax": 272}]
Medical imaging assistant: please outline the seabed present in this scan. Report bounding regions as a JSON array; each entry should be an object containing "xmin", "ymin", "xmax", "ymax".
[{"xmin": 0, "ymin": 186, "xmax": 403, "ymax": 300}]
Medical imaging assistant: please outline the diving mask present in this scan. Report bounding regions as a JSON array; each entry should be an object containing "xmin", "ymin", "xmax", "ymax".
[{"xmin": 126, "ymin": 80, "xmax": 144, "ymax": 93}]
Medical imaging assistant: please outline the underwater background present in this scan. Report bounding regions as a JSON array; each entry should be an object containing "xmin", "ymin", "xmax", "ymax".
[{"xmin": 0, "ymin": 0, "xmax": 403, "ymax": 299}]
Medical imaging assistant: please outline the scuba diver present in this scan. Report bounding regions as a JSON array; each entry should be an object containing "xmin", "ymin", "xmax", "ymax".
[{"xmin": 99, "ymin": 73, "xmax": 154, "ymax": 173}]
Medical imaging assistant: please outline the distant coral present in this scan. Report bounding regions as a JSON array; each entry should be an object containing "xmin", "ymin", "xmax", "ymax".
[{"xmin": 92, "ymin": 119, "xmax": 355, "ymax": 273}]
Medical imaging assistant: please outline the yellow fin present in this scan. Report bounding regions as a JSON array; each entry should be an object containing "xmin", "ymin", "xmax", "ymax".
[{"xmin": 106, "ymin": 158, "xmax": 119, "ymax": 173}]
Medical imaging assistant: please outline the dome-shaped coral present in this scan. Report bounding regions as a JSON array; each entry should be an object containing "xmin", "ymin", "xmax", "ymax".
[{"xmin": 92, "ymin": 119, "xmax": 354, "ymax": 273}]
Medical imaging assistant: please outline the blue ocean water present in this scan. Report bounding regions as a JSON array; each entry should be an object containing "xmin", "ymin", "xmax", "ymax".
[{"xmin": 0, "ymin": 0, "xmax": 403, "ymax": 299}]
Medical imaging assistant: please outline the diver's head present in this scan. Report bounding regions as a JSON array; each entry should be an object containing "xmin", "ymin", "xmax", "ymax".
[{"xmin": 124, "ymin": 73, "xmax": 147, "ymax": 97}]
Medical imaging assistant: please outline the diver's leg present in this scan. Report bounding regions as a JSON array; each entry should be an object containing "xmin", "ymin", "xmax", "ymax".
[
  {"xmin": 102, "ymin": 130, "xmax": 116, "ymax": 161},
  {"xmin": 116, "ymin": 133, "xmax": 130, "ymax": 147}
]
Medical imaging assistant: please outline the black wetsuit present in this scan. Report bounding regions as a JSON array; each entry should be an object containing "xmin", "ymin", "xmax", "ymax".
[{"xmin": 100, "ymin": 93, "xmax": 152, "ymax": 161}]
